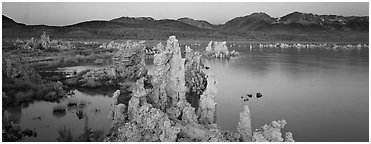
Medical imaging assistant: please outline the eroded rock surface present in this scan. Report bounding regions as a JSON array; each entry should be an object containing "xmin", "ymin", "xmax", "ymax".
[
  {"xmin": 185, "ymin": 47, "xmax": 207, "ymax": 95},
  {"xmin": 204, "ymin": 41, "xmax": 240, "ymax": 58},
  {"xmin": 104, "ymin": 36, "xmax": 294, "ymax": 142},
  {"xmin": 77, "ymin": 41, "xmax": 147, "ymax": 88},
  {"xmin": 252, "ymin": 120, "xmax": 295, "ymax": 142},
  {"xmin": 197, "ymin": 73, "xmax": 217, "ymax": 125},
  {"xmin": 237, "ymin": 104, "xmax": 252, "ymax": 142},
  {"xmin": 150, "ymin": 36, "xmax": 187, "ymax": 110}
]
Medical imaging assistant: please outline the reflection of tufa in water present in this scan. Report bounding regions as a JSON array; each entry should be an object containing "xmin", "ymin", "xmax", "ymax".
[
  {"xmin": 32, "ymin": 116, "xmax": 42, "ymax": 120},
  {"xmin": 53, "ymin": 104, "xmax": 67, "ymax": 118},
  {"xmin": 56, "ymin": 116, "xmax": 105, "ymax": 142}
]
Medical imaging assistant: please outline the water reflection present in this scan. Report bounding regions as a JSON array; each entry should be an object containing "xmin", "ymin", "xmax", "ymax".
[
  {"xmin": 209, "ymin": 46, "xmax": 368, "ymax": 142},
  {"xmin": 5, "ymin": 106, "xmax": 22, "ymax": 124},
  {"xmin": 56, "ymin": 116, "xmax": 105, "ymax": 142},
  {"xmin": 4, "ymin": 88, "xmax": 114, "ymax": 142}
]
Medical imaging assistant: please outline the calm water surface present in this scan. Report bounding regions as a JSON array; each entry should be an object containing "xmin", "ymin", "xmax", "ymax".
[
  {"xmin": 210, "ymin": 46, "xmax": 369, "ymax": 142},
  {"xmin": 5, "ymin": 88, "xmax": 116, "ymax": 141},
  {"xmin": 4, "ymin": 44, "xmax": 368, "ymax": 142}
]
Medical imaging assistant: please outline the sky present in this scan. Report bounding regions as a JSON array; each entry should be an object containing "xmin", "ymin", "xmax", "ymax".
[{"xmin": 2, "ymin": 2, "xmax": 369, "ymax": 26}]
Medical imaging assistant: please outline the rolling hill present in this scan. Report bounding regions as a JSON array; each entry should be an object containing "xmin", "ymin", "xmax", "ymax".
[{"xmin": 2, "ymin": 11, "xmax": 369, "ymax": 42}]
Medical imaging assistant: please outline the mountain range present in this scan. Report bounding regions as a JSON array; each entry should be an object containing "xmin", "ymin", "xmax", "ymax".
[{"xmin": 2, "ymin": 11, "xmax": 369, "ymax": 42}]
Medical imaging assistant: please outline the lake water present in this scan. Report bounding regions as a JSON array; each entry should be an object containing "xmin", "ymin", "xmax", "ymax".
[
  {"xmin": 4, "ymin": 44, "xmax": 369, "ymax": 142},
  {"xmin": 210, "ymin": 45, "xmax": 369, "ymax": 142},
  {"xmin": 4, "ymin": 88, "xmax": 116, "ymax": 142}
]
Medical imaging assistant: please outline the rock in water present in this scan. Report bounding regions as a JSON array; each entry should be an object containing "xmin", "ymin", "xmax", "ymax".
[
  {"xmin": 247, "ymin": 94, "xmax": 253, "ymax": 98},
  {"xmin": 203, "ymin": 41, "xmax": 239, "ymax": 58},
  {"xmin": 104, "ymin": 36, "xmax": 294, "ymax": 142},
  {"xmin": 213, "ymin": 41, "xmax": 229, "ymax": 58},
  {"xmin": 237, "ymin": 104, "xmax": 252, "ymax": 142},
  {"xmin": 205, "ymin": 41, "xmax": 213, "ymax": 52},
  {"xmin": 256, "ymin": 93, "xmax": 263, "ymax": 98},
  {"xmin": 112, "ymin": 104, "xmax": 127, "ymax": 124}
]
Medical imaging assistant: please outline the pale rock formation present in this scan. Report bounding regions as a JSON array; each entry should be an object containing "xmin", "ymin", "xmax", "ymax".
[
  {"xmin": 205, "ymin": 41, "xmax": 213, "ymax": 52},
  {"xmin": 237, "ymin": 104, "xmax": 252, "ymax": 142},
  {"xmin": 78, "ymin": 41, "xmax": 147, "ymax": 88},
  {"xmin": 40, "ymin": 31, "xmax": 51, "ymax": 49},
  {"xmin": 104, "ymin": 36, "xmax": 294, "ymax": 142},
  {"xmin": 106, "ymin": 102, "xmax": 180, "ymax": 142},
  {"xmin": 284, "ymin": 132, "xmax": 295, "ymax": 142},
  {"xmin": 185, "ymin": 45, "xmax": 193, "ymax": 53},
  {"xmin": 112, "ymin": 90, "xmax": 120, "ymax": 105},
  {"xmin": 150, "ymin": 36, "xmax": 187, "ymax": 110},
  {"xmin": 14, "ymin": 32, "xmax": 75, "ymax": 51},
  {"xmin": 204, "ymin": 41, "xmax": 239, "ymax": 58},
  {"xmin": 213, "ymin": 41, "xmax": 229, "ymax": 58},
  {"xmin": 252, "ymin": 120, "xmax": 294, "ymax": 142},
  {"xmin": 197, "ymin": 73, "xmax": 217, "ymax": 125}
]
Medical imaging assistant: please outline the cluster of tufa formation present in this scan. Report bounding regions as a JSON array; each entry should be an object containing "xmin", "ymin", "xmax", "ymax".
[
  {"xmin": 13, "ymin": 32, "xmax": 75, "ymax": 51},
  {"xmin": 98, "ymin": 41, "xmax": 131, "ymax": 49},
  {"xmin": 252, "ymin": 120, "xmax": 295, "ymax": 142},
  {"xmin": 99, "ymin": 40, "xmax": 157, "ymax": 55},
  {"xmin": 64, "ymin": 41, "xmax": 147, "ymax": 88},
  {"xmin": 104, "ymin": 36, "xmax": 294, "ymax": 142},
  {"xmin": 204, "ymin": 41, "xmax": 240, "ymax": 58}
]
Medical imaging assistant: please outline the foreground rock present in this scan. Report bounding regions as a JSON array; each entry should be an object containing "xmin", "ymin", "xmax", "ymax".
[
  {"xmin": 185, "ymin": 46, "xmax": 207, "ymax": 95},
  {"xmin": 238, "ymin": 105, "xmax": 252, "ymax": 141},
  {"xmin": 104, "ymin": 36, "xmax": 294, "ymax": 142},
  {"xmin": 204, "ymin": 41, "xmax": 240, "ymax": 59},
  {"xmin": 252, "ymin": 120, "xmax": 295, "ymax": 142}
]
